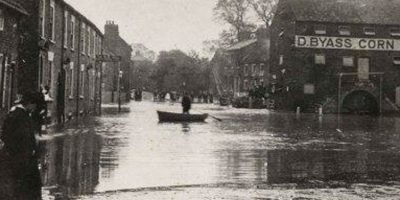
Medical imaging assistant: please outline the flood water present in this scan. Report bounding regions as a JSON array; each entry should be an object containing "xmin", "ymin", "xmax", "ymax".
[{"xmin": 39, "ymin": 102, "xmax": 400, "ymax": 199}]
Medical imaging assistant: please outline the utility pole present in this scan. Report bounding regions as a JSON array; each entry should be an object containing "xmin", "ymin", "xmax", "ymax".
[{"xmin": 117, "ymin": 62, "xmax": 122, "ymax": 112}]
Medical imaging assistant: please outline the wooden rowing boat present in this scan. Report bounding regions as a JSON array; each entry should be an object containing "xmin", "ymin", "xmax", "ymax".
[{"xmin": 157, "ymin": 111, "xmax": 208, "ymax": 122}]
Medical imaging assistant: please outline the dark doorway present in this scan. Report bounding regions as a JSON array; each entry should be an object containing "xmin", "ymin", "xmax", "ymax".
[{"xmin": 342, "ymin": 90, "xmax": 379, "ymax": 115}]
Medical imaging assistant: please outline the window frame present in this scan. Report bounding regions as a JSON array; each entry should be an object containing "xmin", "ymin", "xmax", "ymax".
[
  {"xmin": 338, "ymin": 25, "xmax": 350, "ymax": 36},
  {"xmin": 70, "ymin": 15, "xmax": 75, "ymax": 50},
  {"xmin": 0, "ymin": 9, "xmax": 4, "ymax": 31},
  {"xmin": 314, "ymin": 54, "xmax": 326, "ymax": 65},
  {"xmin": 343, "ymin": 56, "xmax": 354, "ymax": 67},
  {"xmin": 49, "ymin": 0, "xmax": 56, "ymax": 41},
  {"xmin": 63, "ymin": 10, "xmax": 68, "ymax": 48},
  {"xmin": 314, "ymin": 25, "xmax": 326, "ymax": 35},
  {"xmin": 79, "ymin": 64, "xmax": 85, "ymax": 98},
  {"xmin": 364, "ymin": 27, "xmax": 376, "ymax": 36}
]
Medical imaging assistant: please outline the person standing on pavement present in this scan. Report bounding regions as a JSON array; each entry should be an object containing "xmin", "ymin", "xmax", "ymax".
[
  {"xmin": 1, "ymin": 91, "xmax": 42, "ymax": 200},
  {"xmin": 182, "ymin": 92, "xmax": 192, "ymax": 114}
]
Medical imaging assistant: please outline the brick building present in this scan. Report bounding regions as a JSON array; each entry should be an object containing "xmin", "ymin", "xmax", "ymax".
[
  {"xmin": 17, "ymin": 0, "xmax": 103, "ymax": 124},
  {"xmin": 225, "ymin": 28, "xmax": 270, "ymax": 97},
  {"xmin": 270, "ymin": 0, "xmax": 400, "ymax": 114},
  {"xmin": 103, "ymin": 21, "xmax": 133, "ymax": 103},
  {"xmin": 0, "ymin": 0, "xmax": 27, "ymax": 115}
]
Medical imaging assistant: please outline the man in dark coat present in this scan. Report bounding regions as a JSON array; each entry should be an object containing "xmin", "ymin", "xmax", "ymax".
[
  {"xmin": 1, "ymin": 91, "xmax": 42, "ymax": 200},
  {"xmin": 182, "ymin": 92, "xmax": 192, "ymax": 114}
]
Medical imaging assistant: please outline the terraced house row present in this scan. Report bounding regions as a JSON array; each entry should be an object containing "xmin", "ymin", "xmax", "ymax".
[{"xmin": 0, "ymin": 0, "xmax": 112, "ymax": 125}]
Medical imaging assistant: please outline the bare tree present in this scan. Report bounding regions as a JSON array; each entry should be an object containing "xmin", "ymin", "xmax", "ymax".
[
  {"xmin": 214, "ymin": 0, "xmax": 256, "ymax": 42},
  {"xmin": 248, "ymin": 0, "xmax": 278, "ymax": 28}
]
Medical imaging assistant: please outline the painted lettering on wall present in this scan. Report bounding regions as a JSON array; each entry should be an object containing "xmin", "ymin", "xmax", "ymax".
[{"xmin": 295, "ymin": 35, "xmax": 398, "ymax": 51}]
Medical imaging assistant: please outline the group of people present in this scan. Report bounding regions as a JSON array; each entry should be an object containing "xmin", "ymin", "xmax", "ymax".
[{"xmin": 0, "ymin": 90, "xmax": 47, "ymax": 199}]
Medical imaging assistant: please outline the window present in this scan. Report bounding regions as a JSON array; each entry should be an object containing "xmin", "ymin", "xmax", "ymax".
[
  {"xmin": 64, "ymin": 11, "xmax": 68, "ymax": 48},
  {"xmin": 79, "ymin": 64, "xmax": 85, "ymax": 97},
  {"xmin": 94, "ymin": 34, "xmax": 97, "ymax": 56},
  {"xmin": 88, "ymin": 27, "xmax": 91, "ymax": 57},
  {"xmin": 81, "ymin": 23, "xmax": 86, "ymax": 54},
  {"xmin": 39, "ymin": 0, "xmax": 45, "ymax": 37},
  {"xmin": 343, "ymin": 56, "xmax": 354, "ymax": 67},
  {"xmin": 314, "ymin": 25, "xmax": 326, "ymax": 35},
  {"xmin": 68, "ymin": 62, "xmax": 74, "ymax": 98},
  {"xmin": 315, "ymin": 54, "xmax": 325, "ymax": 65},
  {"xmin": 85, "ymin": 26, "xmax": 89, "ymax": 55},
  {"xmin": 338, "ymin": 26, "xmax": 350, "ymax": 36},
  {"xmin": 244, "ymin": 79, "xmax": 249, "ymax": 90},
  {"xmin": 304, "ymin": 84, "xmax": 315, "ymax": 94},
  {"xmin": 364, "ymin": 27, "xmax": 375, "ymax": 36},
  {"xmin": 0, "ymin": 54, "xmax": 3, "ymax": 107},
  {"xmin": 0, "ymin": 9, "xmax": 4, "ymax": 31},
  {"xmin": 70, "ymin": 15, "xmax": 75, "ymax": 49},
  {"xmin": 244, "ymin": 64, "xmax": 249, "ymax": 76},
  {"xmin": 47, "ymin": 52, "xmax": 54, "ymax": 95},
  {"xmin": 260, "ymin": 63, "xmax": 265, "ymax": 76},
  {"xmin": 393, "ymin": 57, "xmax": 400, "ymax": 65},
  {"xmin": 49, "ymin": 0, "xmax": 55, "ymax": 41},
  {"xmin": 38, "ymin": 55, "xmax": 44, "ymax": 88},
  {"xmin": 279, "ymin": 55, "xmax": 283, "ymax": 65},
  {"xmin": 390, "ymin": 27, "xmax": 400, "ymax": 37}
]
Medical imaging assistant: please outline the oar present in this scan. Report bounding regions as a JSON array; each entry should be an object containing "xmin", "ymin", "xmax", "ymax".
[{"xmin": 209, "ymin": 115, "xmax": 223, "ymax": 122}]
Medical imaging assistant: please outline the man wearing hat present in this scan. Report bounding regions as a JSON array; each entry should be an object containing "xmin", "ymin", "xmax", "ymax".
[{"xmin": 1, "ymin": 91, "xmax": 42, "ymax": 199}]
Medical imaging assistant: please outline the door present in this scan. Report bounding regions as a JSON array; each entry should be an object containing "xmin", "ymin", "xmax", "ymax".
[{"xmin": 357, "ymin": 58, "xmax": 370, "ymax": 80}]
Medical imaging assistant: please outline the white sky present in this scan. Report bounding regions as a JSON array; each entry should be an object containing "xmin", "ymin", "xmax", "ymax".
[{"xmin": 65, "ymin": 0, "xmax": 227, "ymax": 56}]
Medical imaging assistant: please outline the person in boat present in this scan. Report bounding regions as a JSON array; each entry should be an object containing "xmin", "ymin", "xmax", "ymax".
[{"xmin": 182, "ymin": 92, "xmax": 192, "ymax": 114}]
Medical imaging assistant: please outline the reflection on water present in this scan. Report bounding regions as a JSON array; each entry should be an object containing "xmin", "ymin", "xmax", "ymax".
[
  {"xmin": 34, "ymin": 102, "xmax": 400, "ymax": 198},
  {"xmin": 40, "ymin": 126, "xmax": 102, "ymax": 198},
  {"xmin": 267, "ymin": 149, "xmax": 400, "ymax": 185}
]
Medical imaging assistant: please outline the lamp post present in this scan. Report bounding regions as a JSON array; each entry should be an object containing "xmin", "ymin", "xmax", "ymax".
[{"xmin": 118, "ymin": 68, "xmax": 123, "ymax": 113}]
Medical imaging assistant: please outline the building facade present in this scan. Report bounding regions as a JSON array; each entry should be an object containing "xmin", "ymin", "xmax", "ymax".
[
  {"xmin": 226, "ymin": 28, "xmax": 270, "ymax": 97},
  {"xmin": 0, "ymin": 0, "xmax": 27, "ymax": 117},
  {"xmin": 270, "ymin": 0, "xmax": 400, "ymax": 114},
  {"xmin": 103, "ymin": 21, "xmax": 133, "ymax": 103},
  {"xmin": 17, "ymin": 0, "xmax": 103, "ymax": 124}
]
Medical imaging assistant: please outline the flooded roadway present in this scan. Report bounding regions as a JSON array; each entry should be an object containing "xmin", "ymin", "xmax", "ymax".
[{"xmin": 40, "ymin": 102, "xmax": 400, "ymax": 199}]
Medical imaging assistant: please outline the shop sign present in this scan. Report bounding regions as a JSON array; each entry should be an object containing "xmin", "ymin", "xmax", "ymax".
[{"xmin": 295, "ymin": 35, "xmax": 400, "ymax": 51}]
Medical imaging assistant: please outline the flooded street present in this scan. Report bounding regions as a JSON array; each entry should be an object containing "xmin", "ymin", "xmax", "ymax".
[{"xmin": 40, "ymin": 102, "xmax": 400, "ymax": 199}]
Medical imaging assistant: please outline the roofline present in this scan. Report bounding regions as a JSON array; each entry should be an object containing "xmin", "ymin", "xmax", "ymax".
[
  {"xmin": 296, "ymin": 20, "xmax": 400, "ymax": 27},
  {"xmin": 62, "ymin": 1, "xmax": 103, "ymax": 37},
  {"xmin": 0, "ymin": 0, "xmax": 29, "ymax": 16}
]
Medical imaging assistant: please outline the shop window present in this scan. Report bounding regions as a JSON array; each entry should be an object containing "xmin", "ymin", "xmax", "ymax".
[
  {"xmin": 393, "ymin": 57, "xmax": 400, "ymax": 65},
  {"xmin": 0, "ymin": 9, "xmax": 4, "ymax": 31},
  {"xmin": 338, "ymin": 26, "xmax": 350, "ymax": 36},
  {"xmin": 314, "ymin": 25, "xmax": 326, "ymax": 35},
  {"xmin": 279, "ymin": 55, "xmax": 283, "ymax": 65},
  {"xmin": 364, "ymin": 27, "xmax": 375, "ymax": 36},
  {"xmin": 390, "ymin": 27, "xmax": 400, "ymax": 37},
  {"xmin": 315, "ymin": 54, "xmax": 325, "ymax": 65},
  {"xmin": 343, "ymin": 56, "xmax": 354, "ymax": 67}
]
